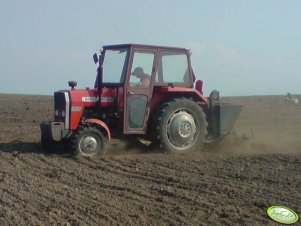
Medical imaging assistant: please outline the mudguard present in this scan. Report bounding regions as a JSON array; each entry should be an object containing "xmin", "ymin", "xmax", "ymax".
[{"xmin": 85, "ymin": 118, "xmax": 111, "ymax": 141}]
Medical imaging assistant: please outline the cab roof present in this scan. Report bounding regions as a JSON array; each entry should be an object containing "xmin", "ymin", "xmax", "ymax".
[{"xmin": 102, "ymin": 43, "xmax": 190, "ymax": 52}]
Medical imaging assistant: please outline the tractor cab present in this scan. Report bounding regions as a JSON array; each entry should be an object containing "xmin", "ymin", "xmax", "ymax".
[{"xmin": 93, "ymin": 44, "xmax": 208, "ymax": 134}]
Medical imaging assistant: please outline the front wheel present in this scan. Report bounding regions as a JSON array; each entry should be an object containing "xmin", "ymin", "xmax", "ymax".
[
  {"xmin": 153, "ymin": 98, "xmax": 207, "ymax": 153},
  {"xmin": 71, "ymin": 125, "xmax": 106, "ymax": 157}
]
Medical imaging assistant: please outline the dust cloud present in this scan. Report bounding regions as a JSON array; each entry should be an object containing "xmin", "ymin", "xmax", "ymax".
[{"xmin": 214, "ymin": 95, "xmax": 301, "ymax": 155}]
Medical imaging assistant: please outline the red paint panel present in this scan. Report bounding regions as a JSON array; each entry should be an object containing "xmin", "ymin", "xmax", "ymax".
[
  {"xmin": 117, "ymin": 87, "xmax": 124, "ymax": 108},
  {"xmin": 194, "ymin": 80, "xmax": 203, "ymax": 94},
  {"xmin": 157, "ymin": 87, "xmax": 208, "ymax": 105},
  {"xmin": 85, "ymin": 118, "xmax": 111, "ymax": 141},
  {"xmin": 68, "ymin": 88, "xmax": 118, "ymax": 130},
  {"xmin": 69, "ymin": 89, "xmax": 98, "ymax": 129},
  {"xmin": 100, "ymin": 87, "xmax": 116, "ymax": 107}
]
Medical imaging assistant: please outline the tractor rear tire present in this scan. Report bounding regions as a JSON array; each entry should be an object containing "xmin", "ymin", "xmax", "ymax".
[
  {"xmin": 71, "ymin": 125, "xmax": 106, "ymax": 157},
  {"xmin": 153, "ymin": 98, "xmax": 207, "ymax": 153}
]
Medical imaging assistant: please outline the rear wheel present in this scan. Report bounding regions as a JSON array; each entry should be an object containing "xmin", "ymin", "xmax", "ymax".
[
  {"xmin": 153, "ymin": 98, "xmax": 207, "ymax": 153},
  {"xmin": 72, "ymin": 125, "xmax": 106, "ymax": 157}
]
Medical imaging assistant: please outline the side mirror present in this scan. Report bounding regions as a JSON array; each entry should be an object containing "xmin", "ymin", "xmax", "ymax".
[{"xmin": 93, "ymin": 53, "xmax": 98, "ymax": 64}]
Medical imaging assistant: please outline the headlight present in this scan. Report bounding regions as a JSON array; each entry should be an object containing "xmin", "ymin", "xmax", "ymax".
[{"xmin": 55, "ymin": 110, "xmax": 65, "ymax": 117}]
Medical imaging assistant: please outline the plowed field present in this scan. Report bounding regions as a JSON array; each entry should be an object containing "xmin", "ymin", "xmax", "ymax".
[{"xmin": 0, "ymin": 94, "xmax": 300, "ymax": 225}]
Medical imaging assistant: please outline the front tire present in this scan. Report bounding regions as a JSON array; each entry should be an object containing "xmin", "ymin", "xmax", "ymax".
[
  {"xmin": 72, "ymin": 125, "xmax": 106, "ymax": 157},
  {"xmin": 153, "ymin": 98, "xmax": 207, "ymax": 153}
]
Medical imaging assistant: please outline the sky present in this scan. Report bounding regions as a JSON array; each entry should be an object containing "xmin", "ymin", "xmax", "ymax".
[{"xmin": 0, "ymin": 0, "xmax": 300, "ymax": 96}]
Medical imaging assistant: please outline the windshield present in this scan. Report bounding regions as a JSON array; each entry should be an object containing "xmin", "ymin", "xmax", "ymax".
[{"xmin": 102, "ymin": 48, "xmax": 129, "ymax": 83}]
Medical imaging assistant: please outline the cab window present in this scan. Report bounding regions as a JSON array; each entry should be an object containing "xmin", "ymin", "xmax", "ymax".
[
  {"xmin": 129, "ymin": 51, "xmax": 154, "ymax": 88},
  {"xmin": 156, "ymin": 51, "xmax": 190, "ymax": 84}
]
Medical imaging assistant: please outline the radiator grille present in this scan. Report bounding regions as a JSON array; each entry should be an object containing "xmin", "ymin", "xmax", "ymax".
[{"xmin": 54, "ymin": 91, "xmax": 66, "ymax": 122}]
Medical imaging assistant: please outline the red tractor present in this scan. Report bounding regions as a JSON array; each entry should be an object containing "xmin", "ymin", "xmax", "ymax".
[{"xmin": 40, "ymin": 44, "xmax": 221, "ymax": 156}]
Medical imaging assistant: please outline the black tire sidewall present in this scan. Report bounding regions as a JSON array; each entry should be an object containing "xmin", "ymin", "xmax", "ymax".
[
  {"xmin": 73, "ymin": 126, "xmax": 105, "ymax": 157},
  {"xmin": 158, "ymin": 98, "xmax": 207, "ymax": 153}
]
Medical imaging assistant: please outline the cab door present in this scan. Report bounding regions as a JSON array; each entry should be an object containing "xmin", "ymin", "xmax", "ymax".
[{"xmin": 124, "ymin": 49, "xmax": 156, "ymax": 133}]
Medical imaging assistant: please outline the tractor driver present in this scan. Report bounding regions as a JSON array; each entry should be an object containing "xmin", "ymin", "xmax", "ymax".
[{"xmin": 131, "ymin": 67, "xmax": 150, "ymax": 88}]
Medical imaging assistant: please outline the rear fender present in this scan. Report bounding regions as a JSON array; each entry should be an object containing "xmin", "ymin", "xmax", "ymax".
[{"xmin": 85, "ymin": 118, "xmax": 111, "ymax": 141}]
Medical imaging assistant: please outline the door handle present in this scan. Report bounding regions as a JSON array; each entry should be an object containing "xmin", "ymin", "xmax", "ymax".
[{"xmin": 128, "ymin": 91, "xmax": 135, "ymax": 96}]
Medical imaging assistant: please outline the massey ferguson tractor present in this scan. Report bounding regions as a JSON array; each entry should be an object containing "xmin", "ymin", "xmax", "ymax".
[{"xmin": 40, "ymin": 44, "xmax": 221, "ymax": 156}]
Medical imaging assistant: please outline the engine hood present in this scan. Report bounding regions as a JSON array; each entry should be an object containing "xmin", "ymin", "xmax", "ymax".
[{"xmin": 69, "ymin": 88, "xmax": 99, "ymax": 107}]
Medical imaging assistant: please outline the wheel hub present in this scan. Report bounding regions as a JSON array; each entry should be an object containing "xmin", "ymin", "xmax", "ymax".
[
  {"xmin": 79, "ymin": 136, "xmax": 98, "ymax": 155},
  {"xmin": 179, "ymin": 122, "xmax": 192, "ymax": 137},
  {"xmin": 167, "ymin": 111, "xmax": 197, "ymax": 149}
]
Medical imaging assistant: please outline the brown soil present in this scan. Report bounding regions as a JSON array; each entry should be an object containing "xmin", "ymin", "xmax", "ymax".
[{"xmin": 0, "ymin": 94, "xmax": 300, "ymax": 225}]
